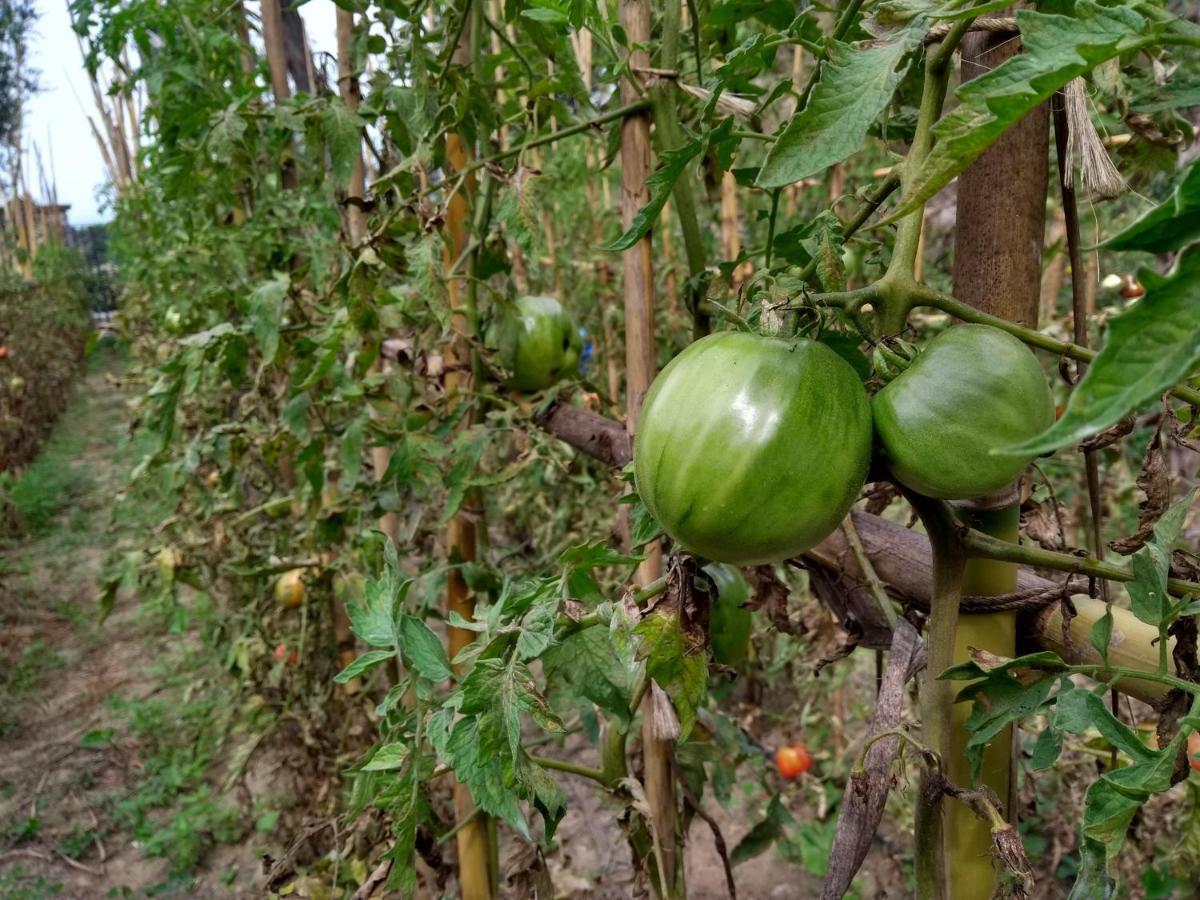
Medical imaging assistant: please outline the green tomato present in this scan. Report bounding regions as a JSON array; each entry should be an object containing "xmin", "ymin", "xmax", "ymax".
[
  {"xmin": 634, "ymin": 331, "xmax": 873, "ymax": 565},
  {"xmin": 495, "ymin": 296, "xmax": 578, "ymax": 392},
  {"xmin": 704, "ymin": 563, "xmax": 752, "ymax": 666},
  {"xmin": 872, "ymin": 324, "xmax": 1054, "ymax": 500}
]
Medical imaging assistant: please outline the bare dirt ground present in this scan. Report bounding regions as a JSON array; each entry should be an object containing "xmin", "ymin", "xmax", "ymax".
[{"xmin": 0, "ymin": 357, "xmax": 267, "ymax": 898}]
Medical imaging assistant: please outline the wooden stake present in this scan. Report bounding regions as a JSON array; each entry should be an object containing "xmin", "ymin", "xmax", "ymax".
[
  {"xmin": 443, "ymin": 17, "xmax": 495, "ymax": 899},
  {"xmin": 619, "ymin": 0, "xmax": 673, "ymax": 894}
]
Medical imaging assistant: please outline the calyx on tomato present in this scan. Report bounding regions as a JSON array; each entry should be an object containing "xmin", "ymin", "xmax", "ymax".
[
  {"xmin": 634, "ymin": 332, "xmax": 872, "ymax": 565},
  {"xmin": 704, "ymin": 563, "xmax": 752, "ymax": 666},
  {"xmin": 492, "ymin": 296, "xmax": 580, "ymax": 392},
  {"xmin": 872, "ymin": 324, "xmax": 1054, "ymax": 500}
]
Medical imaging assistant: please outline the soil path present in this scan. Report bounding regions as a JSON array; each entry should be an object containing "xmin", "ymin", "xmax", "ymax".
[{"xmin": 0, "ymin": 353, "xmax": 254, "ymax": 899}]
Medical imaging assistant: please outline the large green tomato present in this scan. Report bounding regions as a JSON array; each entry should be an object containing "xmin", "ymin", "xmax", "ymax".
[
  {"xmin": 634, "ymin": 332, "xmax": 872, "ymax": 565},
  {"xmin": 872, "ymin": 324, "xmax": 1054, "ymax": 500},
  {"xmin": 496, "ymin": 296, "xmax": 578, "ymax": 392},
  {"xmin": 704, "ymin": 563, "xmax": 752, "ymax": 666}
]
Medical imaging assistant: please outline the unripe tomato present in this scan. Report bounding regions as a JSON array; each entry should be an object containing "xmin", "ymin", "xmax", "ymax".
[
  {"xmin": 493, "ymin": 296, "xmax": 580, "ymax": 392},
  {"xmin": 634, "ymin": 332, "xmax": 872, "ymax": 565},
  {"xmin": 872, "ymin": 325, "xmax": 1054, "ymax": 500},
  {"xmin": 1188, "ymin": 730, "xmax": 1200, "ymax": 774},
  {"xmin": 275, "ymin": 569, "xmax": 306, "ymax": 608},
  {"xmin": 775, "ymin": 743, "xmax": 813, "ymax": 779},
  {"xmin": 704, "ymin": 563, "xmax": 752, "ymax": 666}
]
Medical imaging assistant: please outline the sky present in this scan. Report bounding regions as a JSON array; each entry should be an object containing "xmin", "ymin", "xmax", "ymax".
[{"xmin": 24, "ymin": 1, "xmax": 338, "ymax": 228}]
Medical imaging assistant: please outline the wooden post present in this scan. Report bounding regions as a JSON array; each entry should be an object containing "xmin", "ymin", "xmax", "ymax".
[
  {"xmin": 619, "ymin": 0, "xmax": 674, "ymax": 894},
  {"xmin": 336, "ymin": 8, "xmax": 399, "ymax": 550},
  {"xmin": 259, "ymin": 0, "xmax": 297, "ymax": 190},
  {"xmin": 947, "ymin": 29, "xmax": 1049, "ymax": 899},
  {"xmin": 442, "ymin": 15, "xmax": 495, "ymax": 898}
]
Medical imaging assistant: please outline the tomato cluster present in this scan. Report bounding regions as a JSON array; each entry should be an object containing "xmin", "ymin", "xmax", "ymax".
[{"xmin": 634, "ymin": 325, "xmax": 1052, "ymax": 566}]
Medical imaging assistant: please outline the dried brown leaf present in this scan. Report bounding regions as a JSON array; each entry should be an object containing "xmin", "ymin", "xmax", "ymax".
[{"xmin": 1110, "ymin": 425, "xmax": 1169, "ymax": 555}]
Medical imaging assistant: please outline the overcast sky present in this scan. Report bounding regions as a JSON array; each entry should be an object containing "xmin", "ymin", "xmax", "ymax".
[{"xmin": 25, "ymin": 1, "xmax": 337, "ymax": 227}]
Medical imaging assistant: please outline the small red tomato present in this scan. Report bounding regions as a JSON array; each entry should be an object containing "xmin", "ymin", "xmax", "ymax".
[
  {"xmin": 775, "ymin": 743, "xmax": 813, "ymax": 779},
  {"xmin": 287, "ymin": 649, "xmax": 298, "ymax": 666},
  {"xmin": 1119, "ymin": 274, "xmax": 1145, "ymax": 300},
  {"xmin": 274, "ymin": 642, "xmax": 288, "ymax": 663},
  {"xmin": 0, "ymin": 345, "xmax": 8, "ymax": 359},
  {"xmin": 1188, "ymin": 731, "xmax": 1200, "ymax": 774}
]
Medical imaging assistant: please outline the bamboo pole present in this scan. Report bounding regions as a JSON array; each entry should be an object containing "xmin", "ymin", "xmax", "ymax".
[
  {"xmin": 443, "ymin": 13, "xmax": 495, "ymax": 898},
  {"xmin": 619, "ymin": 0, "xmax": 675, "ymax": 894},
  {"xmin": 259, "ymin": 0, "xmax": 297, "ymax": 190},
  {"xmin": 945, "ymin": 28, "xmax": 1050, "ymax": 899}
]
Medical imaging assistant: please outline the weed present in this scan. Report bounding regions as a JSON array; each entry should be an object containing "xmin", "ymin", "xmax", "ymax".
[{"xmin": 0, "ymin": 868, "xmax": 63, "ymax": 900}]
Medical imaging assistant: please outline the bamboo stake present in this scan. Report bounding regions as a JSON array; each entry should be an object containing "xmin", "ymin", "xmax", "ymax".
[
  {"xmin": 443, "ymin": 14, "xmax": 495, "ymax": 898},
  {"xmin": 338, "ymin": 9, "xmax": 398, "ymax": 547},
  {"xmin": 619, "ymin": 0, "xmax": 674, "ymax": 894}
]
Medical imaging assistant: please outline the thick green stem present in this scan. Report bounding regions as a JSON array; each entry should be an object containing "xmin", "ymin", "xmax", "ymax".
[
  {"xmin": 960, "ymin": 527, "xmax": 1200, "ymax": 598},
  {"xmin": 911, "ymin": 495, "xmax": 964, "ymax": 900},
  {"xmin": 876, "ymin": 23, "xmax": 968, "ymax": 334},
  {"xmin": 652, "ymin": 1, "xmax": 708, "ymax": 338},
  {"xmin": 949, "ymin": 499, "xmax": 1019, "ymax": 897}
]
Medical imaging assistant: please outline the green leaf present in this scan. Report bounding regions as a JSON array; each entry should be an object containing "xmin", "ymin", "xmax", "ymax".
[
  {"xmin": 335, "ymin": 649, "xmax": 393, "ymax": 684},
  {"xmin": 1101, "ymin": 162, "xmax": 1200, "ymax": 254},
  {"xmin": 322, "ymin": 99, "xmax": 365, "ymax": 186},
  {"xmin": 1029, "ymin": 723, "xmax": 1063, "ymax": 770},
  {"xmin": 207, "ymin": 101, "xmax": 247, "ymax": 161},
  {"xmin": 1090, "ymin": 606, "xmax": 1114, "ymax": 661},
  {"xmin": 399, "ymin": 614, "xmax": 454, "ymax": 682},
  {"xmin": 282, "ymin": 391, "xmax": 311, "ymax": 442},
  {"xmin": 361, "ymin": 742, "xmax": 409, "ymax": 771},
  {"xmin": 757, "ymin": 25, "xmax": 924, "ymax": 188},
  {"xmin": 731, "ymin": 794, "xmax": 794, "ymax": 863},
  {"xmin": 521, "ymin": 7, "xmax": 569, "ymax": 25},
  {"xmin": 601, "ymin": 141, "xmax": 703, "ymax": 252},
  {"xmin": 635, "ymin": 610, "xmax": 707, "ymax": 739},
  {"xmin": 885, "ymin": 2, "xmax": 1152, "ymax": 223},
  {"xmin": 1126, "ymin": 488, "xmax": 1197, "ymax": 627},
  {"xmin": 543, "ymin": 624, "xmax": 638, "ymax": 728},
  {"xmin": 515, "ymin": 595, "xmax": 558, "ymax": 661},
  {"xmin": 339, "ymin": 416, "xmax": 366, "ymax": 489},
  {"xmin": 1002, "ymin": 247, "xmax": 1200, "ymax": 455},
  {"xmin": 247, "ymin": 273, "xmax": 289, "ymax": 363}
]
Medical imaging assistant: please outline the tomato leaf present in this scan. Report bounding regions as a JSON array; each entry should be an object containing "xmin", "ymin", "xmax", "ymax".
[
  {"xmin": 361, "ymin": 742, "xmax": 409, "ymax": 771},
  {"xmin": 884, "ymin": 2, "xmax": 1152, "ymax": 224},
  {"xmin": 1101, "ymin": 161, "xmax": 1200, "ymax": 254},
  {"xmin": 757, "ymin": 24, "xmax": 924, "ymax": 189},
  {"xmin": 334, "ymin": 649, "xmax": 394, "ymax": 684},
  {"xmin": 321, "ymin": 98, "xmax": 365, "ymax": 187},
  {"xmin": 635, "ymin": 610, "xmax": 707, "ymax": 739},
  {"xmin": 399, "ymin": 614, "xmax": 454, "ymax": 682},
  {"xmin": 1125, "ymin": 488, "xmax": 1197, "ymax": 628},
  {"xmin": 1002, "ymin": 247, "xmax": 1200, "ymax": 455},
  {"xmin": 543, "ymin": 623, "xmax": 638, "ymax": 728},
  {"xmin": 600, "ymin": 140, "xmax": 703, "ymax": 253}
]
